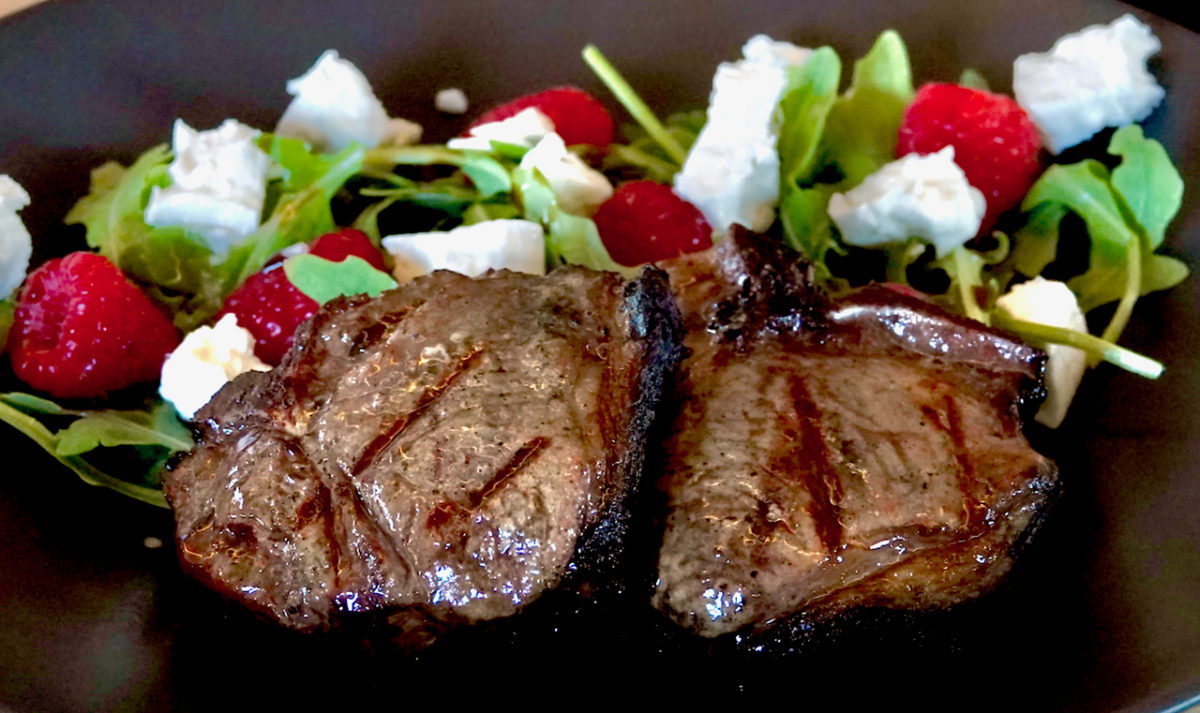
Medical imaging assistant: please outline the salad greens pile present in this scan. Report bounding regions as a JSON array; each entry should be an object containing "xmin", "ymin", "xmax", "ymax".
[
  {"xmin": 0, "ymin": 28, "xmax": 1189, "ymax": 507},
  {"xmin": 588, "ymin": 33, "xmax": 1185, "ymax": 378}
]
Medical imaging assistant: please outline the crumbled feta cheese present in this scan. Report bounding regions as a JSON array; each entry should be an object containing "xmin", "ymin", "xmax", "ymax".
[
  {"xmin": 382, "ymin": 219, "xmax": 546, "ymax": 283},
  {"xmin": 277, "ymin": 49, "xmax": 422, "ymax": 151},
  {"xmin": 0, "ymin": 175, "xmax": 32, "ymax": 299},
  {"xmin": 144, "ymin": 119, "xmax": 271, "ymax": 255},
  {"xmin": 827, "ymin": 146, "xmax": 986, "ymax": 257},
  {"xmin": 435, "ymin": 87, "xmax": 470, "ymax": 114},
  {"xmin": 446, "ymin": 107, "xmax": 554, "ymax": 152},
  {"xmin": 160, "ymin": 313, "xmax": 271, "ymax": 421},
  {"xmin": 1013, "ymin": 14, "xmax": 1164, "ymax": 154},
  {"xmin": 673, "ymin": 35, "xmax": 812, "ymax": 233},
  {"xmin": 518, "ymin": 133, "xmax": 613, "ymax": 216},
  {"xmin": 996, "ymin": 277, "xmax": 1088, "ymax": 428}
]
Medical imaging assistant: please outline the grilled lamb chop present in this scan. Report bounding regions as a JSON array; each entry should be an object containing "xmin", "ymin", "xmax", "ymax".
[
  {"xmin": 654, "ymin": 229, "xmax": 1057, "ymax": 638},
  {"xmin": 164, "ymin": 266, "xmax": 681, "ymax": 645}
]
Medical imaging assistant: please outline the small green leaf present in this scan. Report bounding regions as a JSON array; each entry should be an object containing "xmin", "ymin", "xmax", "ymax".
[
  {"xmin": 778, "ymin": 47, "xmax": 842, "ymax": 191},
  {"xmin": 958, "ymin": 68, "xmax": 990, "ymax": 91},
  {"xmin": 780, "ymin": 185, "xmax": 836, "ymax": 274},
  {"xmin": 1011, "ymin": 202, "xmax": 1068, "ymax": 278},
  {"xmin": 1108, "ymin": 124, "xmax": 1183, "ymax": 249},
  {"xmin": 56, "ymin": 400, "xmax": 192, "ymax": 456},
  {"xmin": 822, "ymin": 29, "xmax": 914, "ymax": 186},
  {"xmin": 458, "ymin": 153, "xmax": 512, "ymax": 198},
  {"xmin": 283, "ymin": 254, "xmax": 397, "ymax": 305},
  {"xmin": 0, "ymin": 392, "xmax": 73, "ymax": 416}
]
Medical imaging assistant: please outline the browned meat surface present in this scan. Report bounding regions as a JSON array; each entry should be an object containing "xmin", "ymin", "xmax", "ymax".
[
  {"xmin": 654, "ymin": 229, "xmax": 1056, "ymax": 637},
  {"xmin": 164, "ymin": 267, "xmax": 681, "ymax": 645}
]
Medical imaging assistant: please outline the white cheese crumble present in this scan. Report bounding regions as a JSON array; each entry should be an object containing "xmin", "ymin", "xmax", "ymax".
[
  {"xmin": 446, "ymin": 107, "xmax": 554, "ymax": 152},
  {"xmin": 160, "ymin": 313, "xmax": 271, "ymax": 421},
  {"xmin": 0, "ymin": 175, "xmax": 32, "ymax": 299},
  {"xmin": 144, "ymin": 119, "xmax": 271, "ymax": 255},
  {"xmin": 1013, "ymin": 14, "xmax": 1165, "ymax": 154},
  {"xmin": 673, "ymin": 35, "xmax": 813, "ymax": 233},
  {"xmin": 435, "ymin": 87, "xmax": 470, "ymax": 114},
  {"xmin": 382, "ymin": 219, "xmax": 546, "ymax": 283},
  {"xmin": 827, "ymin": 146, "xmax": 986, "ymax": 257},
  {"xmin": 996, "ymin": 277, "xmax": 1088, "ymax": 428},
  {"xmin": 276, "ymin": 49, "xmax": 422, "ymax": 151},
  {"xmin": 519, "ymin": 132, "xmax": 613, "ymax": 216}
]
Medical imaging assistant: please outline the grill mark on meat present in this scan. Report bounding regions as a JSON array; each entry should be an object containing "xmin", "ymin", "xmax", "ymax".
[
  {"xmin": 919, "ymin": 395, "xmax": 986, "ymax": 530},
  {"xmin": 426, "ymin": 436, "xmax": 551, "ymax": 529},
  {"xmin": 786, "ymin": 376, "xmax": 844, "ymax": 554},
  {"xmin": 352, "ymin": 345, "xmax": 484, "ymax": 476},
  {"xmin": 163, "ymin": 266, "xmax": 684, "ymax": 639},
  {"xmin": 653, "ymin": 228, "xmax": 1055, "ymax": 638}
]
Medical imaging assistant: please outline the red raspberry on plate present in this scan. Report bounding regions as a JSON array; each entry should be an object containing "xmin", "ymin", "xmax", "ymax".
[
  {"xmin": 468, "ymin": 86, "xmax": 616, "ymax": 147},
  {"xmin": 593, "ymin": 180, "xmax": 713, "ymax": 266},
  {"xmin": 897, "ymin": 83, "xmax": 1042, "ymax": 233},
  {"xmin": 6, "ymin": 252, "xmax": 180, "ymax": 399},
  {"xmin": 218, "ymin": 229, "xmax": 387, "ymax": 365}
]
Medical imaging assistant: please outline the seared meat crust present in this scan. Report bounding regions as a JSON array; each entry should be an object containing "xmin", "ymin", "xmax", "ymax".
[
  {"xmin": 165, "ymin": 266, "xmax": 681, "ymax": 645},
  {"xmin": 654, "ymin": 230, "xmax": 1055, "ymax": 637}
]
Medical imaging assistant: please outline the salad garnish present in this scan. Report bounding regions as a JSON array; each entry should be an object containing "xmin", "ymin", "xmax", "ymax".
[{"xmin": 0, "ymin": 15, "xmax": 1189, "ymax": 503}]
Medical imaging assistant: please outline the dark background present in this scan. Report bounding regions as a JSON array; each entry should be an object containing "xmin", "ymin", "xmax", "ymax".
[{"xmin": 2, "ymin": 1, "xmax": 1199, "ymax": 712}]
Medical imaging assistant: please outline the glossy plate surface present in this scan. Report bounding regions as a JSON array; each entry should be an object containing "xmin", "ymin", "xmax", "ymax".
[{"xmin": 1, "ymin": 1, "xmax": 1198, "ymax": 711}]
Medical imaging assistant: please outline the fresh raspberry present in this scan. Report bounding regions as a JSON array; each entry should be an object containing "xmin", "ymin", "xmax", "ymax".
[
  {"xmin": 468, "ymin": 86, "xmax": 616, "ymax": 147},
  {"xmin": 897, "ymin": 83, "xmax": 1043, "ymax": 233},
  {"xmin": 6, "ymin": 252, "xmax": 180, "ymax": 399},
  {"xmin": 308, "ymin": 228, "xmax": 388, "ymax": 272},
  {"xmin": 218, "ymin": 229, "xmax": 388, "ymax": 365},
  {"xmin": 593, "ymin": 180, "xmax": 713, "ymax": 266}
]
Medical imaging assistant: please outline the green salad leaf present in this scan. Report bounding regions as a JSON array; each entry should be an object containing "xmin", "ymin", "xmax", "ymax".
[
  {"xmin": 1108, "ymin": 125, "xmax": 1183, "ymax": 248},
  {"xmin": 283, "ymin": 254, "xmax": 397, "ymax": 304},
  {"xmin": 219, "ymin": 138, "xmax": 366, "ymax": 296},
  {"xmin": 0, "ymin": 393, "xmax": 191, "ymax": 507},
  {"xmin": 821, "ymin": 29, "xmax": 914, "ymax": 187},
  {"xmin": 1018, "ymin": 128, "xmax": 1189, "ymax": 316},
  {"xmin": 513, "ymin": 166, "xmax": 634, "ymax": 275},
  {"xmin": 776, "ymin": 30, "xmax": 913, "ymax": 279},
  {"xmin": 64, "ymin": 135, "xmax": 366, "ymax": 331}
]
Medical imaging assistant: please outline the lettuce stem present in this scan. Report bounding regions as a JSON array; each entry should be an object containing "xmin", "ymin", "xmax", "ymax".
[
  {"xmin": 992, "ymin": 312, "xmax": 1163, "ymax": 379},
  {"xmin": 582, "ymin": 45, "xmax": 688, "ymax": 165},
  {"xmin": 951, "ymin": 246, "xmax": 989, "ymax": 324},
  {"xmin": 1098, "ymin": 229, "xmax": 1144, "ymax": 347}
]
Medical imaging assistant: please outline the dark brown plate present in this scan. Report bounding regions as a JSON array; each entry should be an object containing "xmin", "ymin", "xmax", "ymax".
[{"xmin": 2, "ymin": 1, "xmax": 1199, "ymax": 711}]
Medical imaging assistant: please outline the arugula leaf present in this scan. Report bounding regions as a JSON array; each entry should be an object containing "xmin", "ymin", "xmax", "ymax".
[
  {"xmin": 55, "ymin": 399, "xmax": 192, "ymax": 456},
  {"xmin": 283, "ymin": 254, "xmax": 397, "ymax": 304},
  {"xmin": 777, "ymin": 31, "xmax": 913, "ymax": 277},
  {"xmin": 65, "ymin": 137, "xmax": 366, "ymax": 331},
  {"xmin": 1010, "ymin": 202, "xmax": 1069, "ymax": 278},
  {"xmin": 780, "ymin": 185, "xmax": 836, "ymax": 277},
  {"xmin": 1108, "ymin": 124, "xmax": 1183, "ymax": 248},
  {"xmin": 1020, "ymin": 151, "xmax": 1188, "ymax": 313},
  {"xmin": 0, "ymin": 393, "xmax": 192, "ymax": 508},
  {"xmin": 218, "ymin": 140, "xmax": 365, "ymax": 296},
  {"xmin": 64, "ymin": 147, "xmax": 228, "ymax": 329},
  {"xmin": 513, "ymin": 166, "xmax": 633, "ymax": 275},
  {"xmin": 364, "ymin": 145, "xmax": 511, "ymax": 198}
]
